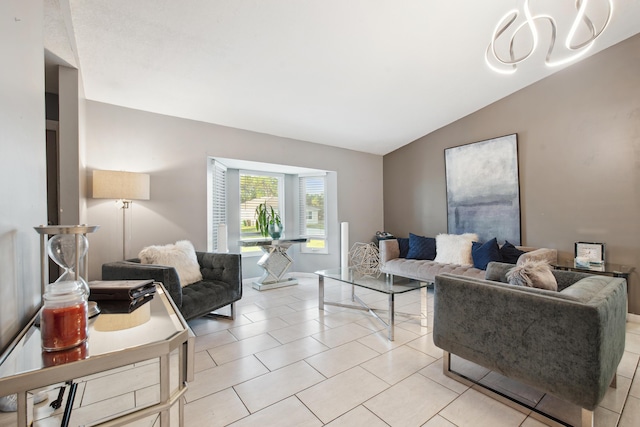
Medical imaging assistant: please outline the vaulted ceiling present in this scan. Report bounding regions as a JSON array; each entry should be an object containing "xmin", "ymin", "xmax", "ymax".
[{"xmin": 45, "ymin": 0, "xmax": 640, "ymax": 155}]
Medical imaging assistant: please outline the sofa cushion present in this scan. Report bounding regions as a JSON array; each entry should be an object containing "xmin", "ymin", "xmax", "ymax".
[
  {"xmin": 506, "ymin": 259, "xmax": 558, "ymax": 291},
  {"xmin": 139, "ymin": 240, "xmax": 203, "ymax": 286},
  {"xmin": 397, "ymin": 237, "xmax": 410, "ymax": 258},
  {"xmin": 434, "ymin": 233, "xmax": 478, "ymax": 266},
  {"xmin": 472, "ymin": 238, "xmax": 503, "ymax": 270},
  {"xmin": 382, "ymin": 258, "xmax": 485, "ymax": 283},
  {"xmin": 500, "ymin": 240, "xmax": 525, "ymax": 264},
  {"xmin": 406, "ymin": 233, "xmax": 436, "ymax": 260}
]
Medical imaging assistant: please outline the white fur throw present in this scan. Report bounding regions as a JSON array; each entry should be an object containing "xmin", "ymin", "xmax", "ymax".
[
  {"xmin": 138, "ymin": 240, "xmax": 203, "ymax": 287},
  {"xmin": 507, "ymin": 259, "xmax": 558, "ymax": 291},
  {"xmin": 433, "ymin": 233, "xmax": 478, "ymax": 266}
]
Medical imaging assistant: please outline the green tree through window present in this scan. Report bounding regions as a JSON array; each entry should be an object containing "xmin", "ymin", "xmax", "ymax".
[{"xmin": 240, "ymin": 173, "xmax": 282, "ymax": 250}]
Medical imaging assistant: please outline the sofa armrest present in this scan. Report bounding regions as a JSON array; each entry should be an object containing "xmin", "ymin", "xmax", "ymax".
[
  {"xmin": 433, "ymin": 273, "xmax": 626, "ymax": 410},
  {"xmin": 379, "ymin": 239, "xmax": 400, "ymax": 265},
  {"xmin": 196, "ymin": 252, "xmax": 242, "ymax": 293},
  {"xmin": 102, "ymin": 261, "xmax": 183, "ymax": 307},
  {"xmin": 517, "ymin": 247, "xmax": 558, "ymax": 264}
]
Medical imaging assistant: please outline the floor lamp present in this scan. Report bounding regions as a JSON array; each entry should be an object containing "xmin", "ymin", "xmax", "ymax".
[{"xmin": 92, "ymin": 170, "xmax": 150, "ymax": 260}]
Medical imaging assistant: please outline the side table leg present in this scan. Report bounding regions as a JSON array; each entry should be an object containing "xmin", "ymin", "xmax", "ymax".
[
  {"xmin": 61, "ymin": 382, "xmax": 78, "ymax": 427},
  {"xmin": 319, "ymin": 276, "xmax": 324, "ymax": 310},
  {"xmin": 159, "ymin": 354, "xmax": 170, "ymax": 425},
  {"xmin": 388, "ymin": 294, "xmax": 395, "ymax": 341},
  {"xmin": 17, "ymin": 392, "xmax": 27, "ymax": 427}
]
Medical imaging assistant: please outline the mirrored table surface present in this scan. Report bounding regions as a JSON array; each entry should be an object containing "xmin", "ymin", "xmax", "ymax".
[{"xmin": 0, "ymin": 284, "xmax": 193, "ymax": 426}]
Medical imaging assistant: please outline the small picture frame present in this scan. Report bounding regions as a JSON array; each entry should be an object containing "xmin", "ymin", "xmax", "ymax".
[{"xmin": 575, "ymin": 242, "xmax": 605, "ymax": 264}]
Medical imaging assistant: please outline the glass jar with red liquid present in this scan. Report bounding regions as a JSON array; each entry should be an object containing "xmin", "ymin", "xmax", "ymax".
[{"xmin": 41, "ymin": 281, "xmax": 88, "ymax": 352}]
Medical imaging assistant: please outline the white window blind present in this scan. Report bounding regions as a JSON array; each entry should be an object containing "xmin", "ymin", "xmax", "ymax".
[
  {"xmin": 210, "ymin": 160, "xmax": 227, "ymax": 251},
  {"xmin": 299, "ymin": 174, "xmax": 327, "ymax": 253}
]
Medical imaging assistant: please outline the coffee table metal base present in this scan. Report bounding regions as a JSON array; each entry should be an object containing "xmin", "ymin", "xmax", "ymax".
[{"xmin": 318, "ymin": 275, "xmax": 427, "ymax": 341}]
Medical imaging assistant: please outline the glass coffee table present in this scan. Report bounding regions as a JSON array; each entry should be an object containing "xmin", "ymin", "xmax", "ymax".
[{"xmin": 315, "ymin": 268, "xmax": 429, "ymax": 341}]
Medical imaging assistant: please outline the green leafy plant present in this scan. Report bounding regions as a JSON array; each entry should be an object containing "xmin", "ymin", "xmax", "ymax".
[{"xmin": 255, "ymin": 203, "xmax": 282, "ymax": 237}]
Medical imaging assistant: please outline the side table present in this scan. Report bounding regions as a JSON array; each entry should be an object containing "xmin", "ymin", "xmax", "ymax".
[
  {"xmin": 240, "ymin": 238, "xmax": 307, "ymax": 290},
  {"xmin": 0, "ymin": 283, "xmax": 194, "ymax": 426}
]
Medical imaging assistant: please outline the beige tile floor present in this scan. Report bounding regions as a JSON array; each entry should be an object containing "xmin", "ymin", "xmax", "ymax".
[
  {"xmin": 2, "ymin": 274, "xmax": 639, "ymax": 426},
  {"xmin": 185, "ymin": 274, "xmax": 640, "ymax": 427}
]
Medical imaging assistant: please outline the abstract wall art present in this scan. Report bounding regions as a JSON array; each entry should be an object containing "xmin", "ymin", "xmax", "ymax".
[{"xmin": 444, "ymin": 134, "xmax": 521, "ymax": 245}]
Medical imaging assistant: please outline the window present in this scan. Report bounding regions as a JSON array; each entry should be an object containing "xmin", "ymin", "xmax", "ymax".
[
  {"xmin": 239, "ymin": 171, "xmax": 283, "ymax": 254},
  {"xmin": 299, "ymin": 174, "xmax": 327, "ymax": 253},
  {"xmin": 208, "ymin": 157, "xmax": 333, "ymax": 257},
  {"xmin": 209, "ymin": 160, "xmax": 227, "ymax": 251}
]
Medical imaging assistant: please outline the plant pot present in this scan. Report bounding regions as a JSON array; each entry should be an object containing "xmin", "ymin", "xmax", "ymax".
[{"xmin": 268, "ymin": 223, "xmax": 283, "ymax": 240}]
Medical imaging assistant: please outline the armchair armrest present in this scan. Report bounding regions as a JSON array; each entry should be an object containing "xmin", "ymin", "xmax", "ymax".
[
  {"xmin": 102, "ymin": 260, "xmax": 183, "ymax": 307},
  {"xmin": 196, "ymin": 252, "xmax": 242, "ymax": 294}
]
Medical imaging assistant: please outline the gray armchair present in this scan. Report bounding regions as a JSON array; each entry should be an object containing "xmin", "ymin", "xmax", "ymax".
[
  {"xmin": 102, "ymin": 252, "xmax": 242, "ymax": 321},
  {"xmin": 433, "ymin": 262, "xmax": 627, "ymax": 426}
]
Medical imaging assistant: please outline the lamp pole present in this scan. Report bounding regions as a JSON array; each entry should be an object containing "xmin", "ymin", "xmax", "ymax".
[{"xmin": 122, "ymin": 200, "xmax": 131, "ymax": 260}]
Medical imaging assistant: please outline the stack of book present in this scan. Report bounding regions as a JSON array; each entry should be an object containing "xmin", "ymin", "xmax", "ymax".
[
  {"xmin": 88, "ymin": 280, "xmax": 157, "ymax": 331},
  {"xmin": 88, "ymin": 279, "xmax": 156, "ymax": 314}
]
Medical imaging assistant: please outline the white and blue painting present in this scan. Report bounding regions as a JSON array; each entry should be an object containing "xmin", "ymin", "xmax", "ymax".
[{"xmin": 445, "ymin": 134, "xmax": 521, "ymax": 245}]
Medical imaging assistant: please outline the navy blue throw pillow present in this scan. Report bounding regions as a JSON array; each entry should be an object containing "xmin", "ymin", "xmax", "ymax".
[
  {"xmin": 406, "ymin": 233, "xmax": 436, "ymax": 260},
  {"xmin": 472, "ymin": 238, "xmax": 503, "ymax": 270},
  {"xmin": 500, "ymin": 240, "xmax": 525, "ymax": 264},
  {"xmin": 397, "ymin": 237, "xmax": 410, "ymax": 258}
]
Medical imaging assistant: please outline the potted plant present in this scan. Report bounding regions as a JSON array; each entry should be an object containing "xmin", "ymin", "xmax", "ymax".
[{"xmin": 255, "ymin": 203, "xmax": 283, "ymax": 239}]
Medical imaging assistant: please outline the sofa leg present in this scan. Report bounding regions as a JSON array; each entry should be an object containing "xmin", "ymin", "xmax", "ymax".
[
  {"xmin": 441, "ymin": 351, "xmax": 474, "ymax": 387},
  {"xmin": 206, "ymin": 302, "xmax": 236, "ymax": 320},
  {"xmin": 581, "ymin": 408, "xmax": 593, "ymax": 427},
  {"xmin": 610, "ymin": 372, "xmax": 617, "ymax": 389},
  {"xmin": 443, "ymin": 351, "xmax": 595, "ymax": 427}
]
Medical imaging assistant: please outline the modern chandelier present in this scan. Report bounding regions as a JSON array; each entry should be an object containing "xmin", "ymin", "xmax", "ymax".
[{"xmin": 486, "ymin": 0, "xmax": 613, "ymax": 74}]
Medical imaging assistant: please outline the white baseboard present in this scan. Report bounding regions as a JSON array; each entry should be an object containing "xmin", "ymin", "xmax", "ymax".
[{"xmin": 627, "ymin": 313, "xmax": 640, "ymax": 324}]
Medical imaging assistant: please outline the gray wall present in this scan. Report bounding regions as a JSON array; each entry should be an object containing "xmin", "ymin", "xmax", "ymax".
[
  {"xmin": 0, "ymin": 1, "xmax": 46, "ymax": 352},
  {"xmin": 84, "ymin": 101, "xmax": 383, "ymax": 280},
  {"xmin": 384, "ymin": 34, "xmax": 640, "ymax": 314}
]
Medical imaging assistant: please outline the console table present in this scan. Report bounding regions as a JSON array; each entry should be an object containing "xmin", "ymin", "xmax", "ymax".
[
  {"xmin": 0, "ymin": 283, "xmax": 194, "ymax": 426},
  {"xmin": 240, "ymin": 238, "xmax": 307, "ymax": 290},
  {"xmin": 553, "ymin": 260, "xmax": 635, "ymax": 280}
]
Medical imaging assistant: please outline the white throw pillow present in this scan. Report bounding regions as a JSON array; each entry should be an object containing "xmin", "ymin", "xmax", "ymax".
[
  {"xmin": 433, "ymin": 233, "xmax": 478, "ymax": 266},
  {"xmin": 138, "ymin": 240, "xmax": 203, "ymax": 286}
]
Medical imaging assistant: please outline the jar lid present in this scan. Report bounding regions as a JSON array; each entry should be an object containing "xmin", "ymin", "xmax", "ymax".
[{"xmin": 45, "ymin": 281, "xmax": 84, "ymax": 297}]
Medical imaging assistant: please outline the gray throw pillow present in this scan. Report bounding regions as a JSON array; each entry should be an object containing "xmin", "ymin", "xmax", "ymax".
[{"xmin": 506, "ymin": 259, "xmax": 558, "ymax": 291}]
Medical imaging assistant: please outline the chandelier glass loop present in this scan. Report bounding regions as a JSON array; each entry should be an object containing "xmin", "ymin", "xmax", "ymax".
[{"xmin": 486, "ymin": 0, "xmax": 613, "ymax": 74}]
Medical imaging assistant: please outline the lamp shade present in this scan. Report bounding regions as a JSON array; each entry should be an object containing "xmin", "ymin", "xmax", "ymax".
[{"xmin": 93, "ymin": 170, "xmax": 150, "ymax": 201}]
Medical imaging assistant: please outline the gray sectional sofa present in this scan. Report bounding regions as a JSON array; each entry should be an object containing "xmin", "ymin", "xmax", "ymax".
[
  {"xmin": 379, "ymin": 238, "xmax": 558, "ymax": 283},
  {"xmin": 433, "ymin": 262, "xmax": 627, "ymax": 426}
]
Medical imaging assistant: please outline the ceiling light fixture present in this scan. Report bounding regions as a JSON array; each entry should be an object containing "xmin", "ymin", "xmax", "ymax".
[{"xmin": 486, "ymin": 0, "xmax": 613, "ymax": 74}]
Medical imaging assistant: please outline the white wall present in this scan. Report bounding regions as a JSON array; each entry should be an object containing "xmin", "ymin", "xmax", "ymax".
[
  {"xmin": 84, "ymin": 101, "xmax": 384, "ymax": 279},
  {"xmin": 0, "ymin": 0, "xmax": 46, "ymax": 352}
]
